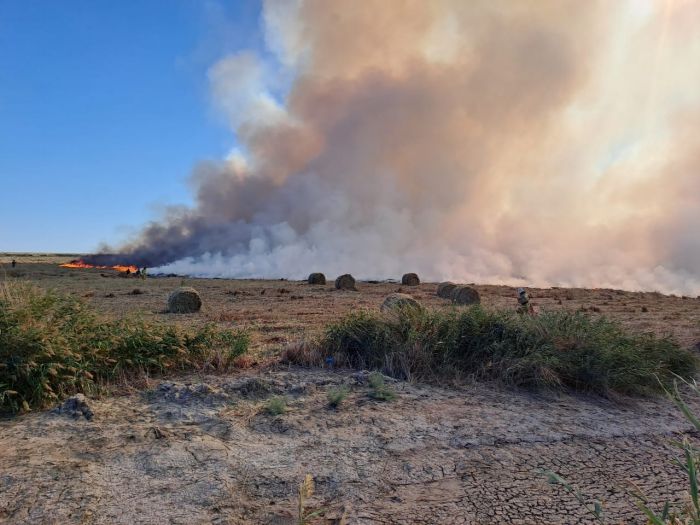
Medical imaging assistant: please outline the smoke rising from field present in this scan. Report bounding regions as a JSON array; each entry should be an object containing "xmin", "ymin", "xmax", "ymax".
[{"xmin": 96, "ymin": 0, "xmax": 700, "ymax": 294}]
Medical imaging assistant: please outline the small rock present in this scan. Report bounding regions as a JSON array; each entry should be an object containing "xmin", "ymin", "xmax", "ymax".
[
  {"xmin": 229, "ymin": 378, "xmax": 273, "ymax": 399},
  {"xmin": 351, "ymin": 370, "xmax": 397, "ymax": 385},
  {"xmin": 154, "ymin": 382, "xmax": 230, "ymax": 405},
  {"xmin": 53, "ymin": 394, "xmax": 94, "ymax": 421},
  {"xmin": 147, "ymin": 426, "xmax": 167, "ymax": 439}
]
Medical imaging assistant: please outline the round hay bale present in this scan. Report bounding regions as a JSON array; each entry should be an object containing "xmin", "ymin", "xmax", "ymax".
[
  {"xmin": 167, "ymin": 287, "xmax": 202, "ymax": 313},
  {"xmin": 401, "ymin": 273, "xmax": 420, "ymax": 286},
  {"xmin": 335, "ymin": 274, "xmax": 356, "ymax": 290},
  {"xmin": 451, "ymin": 286, "xmax": 480, "ymax": 305},
  {"xmin": 307, "ymin": 272, "xmax": 326, "ymax": 285},
  {"xmin": 380, "ymin": 293, "xmax": 421, "ymax": 313},
  {"xmin": 436, "ymin": 281, "xmax": 457, "ymax": 298}
]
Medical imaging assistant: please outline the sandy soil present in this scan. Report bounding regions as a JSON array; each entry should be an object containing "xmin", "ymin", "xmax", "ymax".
[
  {"xmin": 1, "ymin": 259, "xmax": 700, "ymax": 524},
  {"xmin": 2, "ymin": 368, "xmax": 699, "ymax": 524}
]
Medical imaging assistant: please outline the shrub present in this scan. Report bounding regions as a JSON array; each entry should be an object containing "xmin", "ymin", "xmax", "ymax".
[
  {"xmin": 326, "ymin": 385, "xmax": 350, "ymax": 408},
  {"xmin": 368, "ymin": 372, "xmax": 396, "ymax": 401},
  {"xmin": 0, "ymin": 282, "xmax": 249, "ymax": 414},
  {"xmin": 265, "ymin": 396, "xmax": 287, "ymax": 416},
  {"xmin": 320, "ymin": 306, "xmax": 696, "ymax": 396}
]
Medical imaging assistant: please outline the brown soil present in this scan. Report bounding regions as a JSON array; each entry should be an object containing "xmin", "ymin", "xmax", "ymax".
[
  {"xmin": 2, "ymin": 368, "xmax": 699, "ymax": 524},
  {"xmin": 1, "ymin": 259, "xmax": 700, "ymax": 524}
]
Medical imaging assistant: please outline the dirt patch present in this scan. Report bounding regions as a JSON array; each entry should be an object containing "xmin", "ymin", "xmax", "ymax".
[{"xmin": 1, "ymin": 367, "xmax": 698, "ymax": 524}]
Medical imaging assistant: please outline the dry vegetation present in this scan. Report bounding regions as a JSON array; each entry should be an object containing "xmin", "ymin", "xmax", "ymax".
[
  {"xmin": 2, "ymin": 254, "xmax": 698, "ymax": 355},
  {"xmin": 1, "ymin": 255, "xmax": 700, "ymax": 524}
]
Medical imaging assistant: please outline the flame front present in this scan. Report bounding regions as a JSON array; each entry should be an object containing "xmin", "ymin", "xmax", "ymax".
[{"xmin": 60, "ymin": 260, "xmax": 139, "ymax": 273}]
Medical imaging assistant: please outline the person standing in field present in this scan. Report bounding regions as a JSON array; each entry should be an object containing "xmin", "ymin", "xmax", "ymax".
[
  {"xmin": 517, "ymin": 288, "xmax": 535, "ymax": 315},
  {"xmin": 11, "ymin": 259, "xmax": 16, "ymax": 268}
]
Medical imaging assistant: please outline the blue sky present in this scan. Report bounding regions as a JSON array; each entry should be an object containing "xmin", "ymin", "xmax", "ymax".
[{"xmin": 0, "ymin": 1, "xmax": 264, "ymax": 253}]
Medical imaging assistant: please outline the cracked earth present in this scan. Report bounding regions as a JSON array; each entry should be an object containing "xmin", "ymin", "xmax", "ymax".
[{"xmin": 2, "ymin": 367, "xmax": 699, "ymax": 524}]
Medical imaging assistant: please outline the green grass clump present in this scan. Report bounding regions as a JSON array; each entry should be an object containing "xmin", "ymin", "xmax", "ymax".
[
  {"xmin": 0, "ymin": 282, "xmax": 249, "ymax": 414},
  {"xmin": 367, "ymin": 372, "xmax": 396, "ymax": 401},
  {"xmin": 326, "ymin": 385, "xmax": 350, "ymax": 408},
  {"xmin": 265, "ymin": 396, "xmax": 287, "ymax": 416},
  {"xmin": 321, "ymin": 306, "xmax": 696, "ymax": 396}
]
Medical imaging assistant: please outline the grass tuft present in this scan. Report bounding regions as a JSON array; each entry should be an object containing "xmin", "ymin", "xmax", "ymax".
[
  {"xmin": 320, "ymin": 306, "xmax": 696, "ymax": 396},
  {"xmin": 326, "ymin": 385, "xmax": 350, "ymax": 408},
  {"xmin": 0, "ymin": 282, "xmax": 249, "ymax": 414},
  {"xmin": 367, "ymin": 372, "xmax": 396, "ymax": 401},
  {"xmin": 265, "ymin": 396, "xmax": 287, "ymax": 416}
]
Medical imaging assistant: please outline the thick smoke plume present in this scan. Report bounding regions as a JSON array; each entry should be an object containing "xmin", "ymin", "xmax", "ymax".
[{"xmin": 92, "ymin": 0, "xmax": 700, "ymax": 294}]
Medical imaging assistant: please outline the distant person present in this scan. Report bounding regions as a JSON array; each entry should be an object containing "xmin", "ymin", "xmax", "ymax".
[
  {"xmin": 125, "ymin": 268, "xmax": 131, "ymax": 276},
  {"xmin": 11, "ymin": 259, "xmax": 16, "ymax": 268},
  {"xmin": 141, "ymin": 267, "xmax": 147, "ymax": 280},
  {"xmin": 517, "ymin": 288, "xmax": 534, "ymax": 315}
]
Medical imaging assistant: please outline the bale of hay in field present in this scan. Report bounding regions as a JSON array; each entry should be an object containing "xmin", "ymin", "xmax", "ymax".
[
  {"xmin": 380, "ymin": 293, "xmax": 421, "ymax": 313},
  {"xmin": 308, "ymin": 272, "xmax": 326, "ymax": 285},
  {"xmin": 451, "ymin": 285, "xmax": 480, "ymax": 305},
  {"xmin": 167, "ymin": 287, "xmax": 202, "ymax": 313},
  {"xmin": 401, "ymin": 273, "xmax": 420, "ymax": 286},
  {"xmin": 335, "ymin": 274, "xmax": 356, "ymax": 290},
  {"xmin": 436, "ymin": 281, "xmax": 457, "ymax": 298}
]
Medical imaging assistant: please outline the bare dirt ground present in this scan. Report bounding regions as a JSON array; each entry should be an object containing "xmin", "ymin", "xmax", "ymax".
[{"xmin": 1, "ymin": 256, "xmax": 700, "ymax": 524}]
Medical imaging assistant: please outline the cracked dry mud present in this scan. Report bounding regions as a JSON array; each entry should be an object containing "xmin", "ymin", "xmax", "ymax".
[{"xmin": 2, "ymin": 368, "xmax": 699, "ymax": 524}]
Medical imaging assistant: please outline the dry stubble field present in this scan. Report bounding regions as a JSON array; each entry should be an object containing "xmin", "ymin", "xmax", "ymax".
[{"xmin": 1, "ymin": 253, "xmax": 700, "ymax": 524}]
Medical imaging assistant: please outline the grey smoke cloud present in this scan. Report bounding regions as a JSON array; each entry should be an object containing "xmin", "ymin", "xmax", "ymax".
[{"xmin": 94, "ymin": 0, "xmax": 700, "ymax": 295}]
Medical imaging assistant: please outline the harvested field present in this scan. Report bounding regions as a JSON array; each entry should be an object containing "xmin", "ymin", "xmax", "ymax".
[
  {"xmin": 2, "ymin": 257, "xmax": 698, "ymax": 352},
  {"xmin": 1, "ymin": 257, "xmax": 700, "ymax": 524}
]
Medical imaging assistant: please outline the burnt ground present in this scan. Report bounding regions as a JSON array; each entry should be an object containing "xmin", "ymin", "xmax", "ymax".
[{"xmin": 1, "ymin": 256, "xmax": 700, "ymax": 524}]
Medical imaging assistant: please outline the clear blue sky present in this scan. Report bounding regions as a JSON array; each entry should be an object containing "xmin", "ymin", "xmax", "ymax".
[{"xmin": 0, "ymin": 1, "xmax": 263, "ymax": 253}]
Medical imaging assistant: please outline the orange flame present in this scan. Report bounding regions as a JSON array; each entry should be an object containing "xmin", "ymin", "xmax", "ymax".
[{"xmin": 60, "ymin": 260, "xmax": 139, "ymax": 273}]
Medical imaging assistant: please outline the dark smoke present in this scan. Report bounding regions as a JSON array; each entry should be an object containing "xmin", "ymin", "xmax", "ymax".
[{"xmin": 88, "ymin": 0, "xmax": 700, "ymax": 294}]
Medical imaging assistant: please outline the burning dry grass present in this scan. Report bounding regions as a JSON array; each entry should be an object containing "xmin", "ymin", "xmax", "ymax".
[
  {"xmin": 59, "ymin": 259, "xmax": 139, "ymax": 273},
  {"xmin": 0, "ymin": 281, "xmax": 249, "ymax": 414}
]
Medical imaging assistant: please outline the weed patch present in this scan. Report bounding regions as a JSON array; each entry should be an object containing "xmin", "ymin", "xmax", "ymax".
[
  {"xmin": 326, "ymin": 385, "xmax": 350, "ymax": 408},
  {"xmin": 264, "ymin": 396, "xmax": 287, "ymax": 416},
  {"xmin": 319, "ymin": 306, "xmax": 696, "ymax": 396},
  {"xmin": 368, "ymin": 372, "xmax": 396, "ymax": 401},
  {"xmin": 0, "ymin": 282, "xmax": 249, "ymax": 414}
]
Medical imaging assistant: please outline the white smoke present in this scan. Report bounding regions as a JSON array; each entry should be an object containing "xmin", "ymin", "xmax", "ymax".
[{"xmin": 108, "ymin": 0, "xmax": 700, "ymax": 295}]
